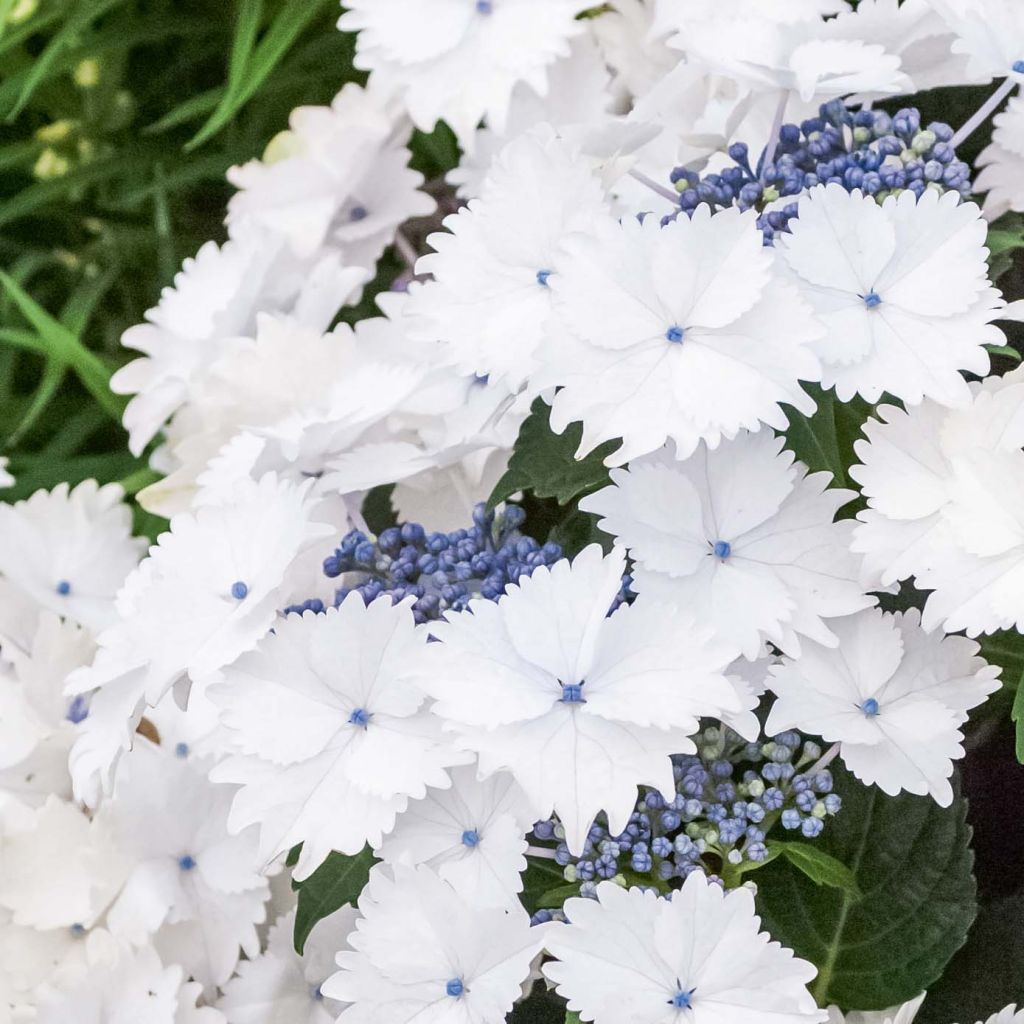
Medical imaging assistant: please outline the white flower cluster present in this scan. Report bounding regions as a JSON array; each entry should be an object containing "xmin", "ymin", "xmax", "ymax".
[{"xmin": 4, "ymin": 1, "xmax": 1024, "ymax": 1022}]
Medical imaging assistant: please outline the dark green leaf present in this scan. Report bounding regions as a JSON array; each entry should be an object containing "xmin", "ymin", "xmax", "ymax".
[
  {"xmin": 770, "ymin": 841, "xmax": 862, "ymax": 899},
  {"xmin": 293, "ymin": 846, "xmax": 376, "ymax": 954},
  {"xmin": 489, "ymin": 398, "xmax": 617, "ymax": 509},
  {"xmin": 985, "ymin": 343, "xmax": 1022, "ymax": 363},
  {"xmin": 781, "ymin": 384, "xmax": 872, "ymax": 500},
  {"xmin": 565, "ymin": 1013, "xmax": 582, "ymax": 1024},
  {"xmin": 1012, "ymin": 669, "xmax": 1024, "ymax": 764},
  {"xmin": 521, "ymin": 856, "xmax": 567, "ymax": 914},
  {"xmin": 757, "ymin": 766, "xmax": 976, "ymax": 1010}
]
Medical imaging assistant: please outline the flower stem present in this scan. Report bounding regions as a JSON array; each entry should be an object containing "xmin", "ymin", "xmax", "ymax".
[
  {"xmin": 628, "ymin": 168, "xmax": 680, "ymax": 204},
  {"xmin": 759, "ymin": 89, "xmax": 790, "ymax": 183},
  {"xmin": 951, "ymin": 76, "xmax": 1019, "ymax": 148},
  {"xmin": 806, "ymin": 741, "xmax": 842, "ymax": 778}
]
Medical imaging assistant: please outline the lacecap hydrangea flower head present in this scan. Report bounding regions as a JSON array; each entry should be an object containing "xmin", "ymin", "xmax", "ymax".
[{"xmin": 7, "ymin": 1, "xmax": 1024, "ymax": 1022}]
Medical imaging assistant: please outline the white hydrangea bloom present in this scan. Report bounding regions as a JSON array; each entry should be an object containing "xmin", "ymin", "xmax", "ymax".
[
  {"xmin": 337, "ymin": 0, "xmax": 591, "ymax": 147},
  {"xmin": 0, "ymin": 612, "xmax": 95, "ymax": 806},
  {"xmin": 34, "ymin": 945, "xmax": 210, "ymax": 1024},
  {"xmin": 227, "ymin": 82, "xmax": 434, "ymax": 267},
  {"xmin": 96, "ymin": 741, "xmax": 269, "ymax": 991},
  {"xmin": 377, "ymin": 764, "xmax": 533, "ymax": 908},
  {"xmin": 827, "ymin": 992, "xmax": 926, "ymax": 1024},
  {"xmin": 851, "ymin": 370, "xmax": 1024, "ymax": 635},
  {"xmin": 0, "ymin": 480, "xmax": 144, "ymax": 633},
  {"xmin": 0, "ymin": 458, "xmax": 12, "ymax": 489},
  {"xmin": 539, "ymin": 205, "xmax": 822, "ymax": 464},
  {"xmin": 976, "ymin": 94, "xmax": 1024, "ymax": 218},
  {"xmin": 113, "ymin": 228, "xmax": 368, "ymax": 457},
  {"xmin": 218, "ymin": 906, "xmax": 358, "ymax": 1024},
  {"xmin": 673, "ymin": 12, "xmax": 909, "ymax": 103},
  {"xmin": 0, "ymin": 796, "xmax": 116, "ymax": 930},
  {"xmin": 765, "ymin": 608, "xmax": 1000, "ymax": 805},
  {"xmin": 778, "ymin": 184, "xmax": 1005, "ymax": 405},
  {"xmin": 419, "ymin": 545, "xmax": 749, "ymax": 853},
  {"xmin": 321, "ymin": 864, "xmax": 545, "ymax": 1024},
  {"xmin": 581, "ymin": 431, "xmax": 873, "ymax": 659},
  {"xmin": 211, "ymin": 596, "xmax": 466, "ymax": 881},
  {"xmin": 68, "ymin": 474, "xmax": 332, "ymax": 802},
  {"xmin": 543, "ymin": 873, "xmax": 827, "ymax": 1024},
  {"xmin": 924, "ymin": 0, "xmax": 1024, "ymax": 81},
  {"xmin": 407, "ymin": 127, "xmax": 613, "ymax": 390}
]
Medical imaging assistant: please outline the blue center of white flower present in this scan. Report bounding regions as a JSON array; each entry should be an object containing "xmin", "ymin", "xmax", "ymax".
[
  {"xmin": 70, "ymin": 922, "xmax": 86, "ymax": 938},
  {"xmin": 55, "ymin": 579, "xmax": 71, "ymax": 596},
  {"xmin": 861, "ymin": 697, "xmax": 881, "ymax": 716},
  {"xmin": 475, "ymin": 0, "xmax": 492, "ymax": 13},
  {"xmin": 349, "ymin": 204, "xmax": 368, "ymax": 222},
  {"xmin": 560, "ymin": 682, "xmax": 586, "ymax": 704},
  {"xmin": 349, "ymin": 707, "xmax": 372, "ymax": 728},
  {"xmin": 174, "ymin": 742, "xmax": 190, "ymax": 758},
  {"xmin": 1013, "ymin": 59, "xmax": 1024, "ymax": 73},
  {"xmin": 66, "ymin": 694, "xmax": 89, "ymax": 724},
  {"xmin": 231, "ymin": 580, "xmax": 249, "ymax": 600},
  {"xmin": 536, "ymin": 269, "xmax": 552, "ymax": 287},
  {"xmin": 446, "ymin": 978, "xmax": 465, "ymax": 998},
  {"xmin": 669, "ymin": 987, "xmax": 695, "ymax": 1009},
  {"xmin": 461, "ymin": 828, "xmax": 480, "ymax": 847},
  {"xmin": 712, "ymin": 540, "xmax": 731, "ymax": 559},
  {"xmin": 311, "ymin": 985, "xmax": 324, "ymax": 1002},
  {"xmin": 178, "ymin": 854, "xmax": 197, "ymax": 871},
  {"xmin": 666, "ymin": 324, "xmax": 685, "ymax": 343},
  {"xmin": 862, "ymin": 290, "xmax": 882, "ymax": 309}
]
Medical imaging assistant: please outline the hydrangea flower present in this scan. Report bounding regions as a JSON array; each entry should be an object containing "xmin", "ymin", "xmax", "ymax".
[
  {"xmin": 924, "ymin": 0, "xmax": 1024, "ymax": 81},
  {"xmin": 419, "ymin": 545, "xmax": 747, "ymax": 853},
  {"xmin": 96, "ymin": 741, "xmax": 269, "ymax": 991},
  {"xmin": 765, "ymin": 608, "xmax": 1000, "ymax": 804},
  {"xmin": 321, "ymin": 864, "xmax": 545, "ymax": 1024},
  {"xmin": 407, "ymin": 127, "xmax": 611, "ymax": 389},
  {"xmin": 538, "ymin": 205, "xmax": 822, "ymax": 464},
  {"xmin": 777, "ymin": 183, "xmax": 1005, "ymax": 405},
  {"xmin": 0, "ymin": 613, "xmax": 95, "ymax": 806},
  {"xmin": 377, "ymin": 764, "xmax": 533, "ymax": 908},
  {"xmin": 675, "ymin": 13, "xmax": 909, "ymax": 104},
  {"xmin": 581, "ymin": 431, "xmax": 873, "ymax": 659},
  {"xmin": 827, "ymin": 992, "xmax": 926, "ymax": 1024},
  {"xmin": 337, "ymin": 0, "xmax": 590, "ymax": 147},
  {"xmin": 226, "ymin": 82, "xmax": 435, "ymax": 267},
  {"xmin": 543, "ymin": 873, "xmax": 827, "ymax": 1024},
  {"xmin": 976, "ymin": 94, "xmax": 1024, "ymax": 217},
  {"xmin": 218, "ymin": 906, "xmax": 357, "ymax": 1024},
  {"xmin": 0, "ymin": 480, "xmax": 144, "ymax": 633},
  {"xmin": 113, "ymin": 228, "xmax": 368, "ymax": 457},
  {"xmin": 67, "ymin": 474, "xmax": 332, "ymax": 802},
  {"xmin": 850, "ymin": 370, "xmax": 1024, "ymax": 635},
  {"xmin": 210, "ymin": 595, "xmax": 467, "ymax": 880}
]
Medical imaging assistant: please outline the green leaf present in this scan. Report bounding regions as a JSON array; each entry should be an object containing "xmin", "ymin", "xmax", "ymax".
[
  {"xmin": 1012, "ymin": 668, "xmax": 1024, "ymax": 764},
  {"xmin": 986, "ymin": 212, "xmax": 1024, "ymax": 280},
  {"xmin": 0, "ymin": 271, "xmax": 123, "ymax": 422},
  {"xmin": 292, "ymin": 846, "xmax": 376, "ymax": 955},
  {"xmin": 5, "ymin": 357, "xmax": 65, "ymax": 448},
  {"xmin": 186, "ymin": 0, "xmax": 328, "ymax": 151},
  {"xmin": 521, "ymin": 856, "xmax": 568, "ymax": 914},
  {"xmin": 756, "ymin": 766, "xmax": 976, "ymax": 1011},
  {"xmin": 489, "ymin": 399, "xmax": 617, "ymax": 509},
  {"xmin": 770, "ymin": 841, "xmax": 862, "ymax": 899},
  {"xmin": 985, "ymin": 343, "xmax": 1022, "ymax": 363},
  {"xmin": 565, "ymin": 1013, "xmax": 582, "ymax": 1024},
  {"xmin": 781, "ymin": 384, "xmax": 872, "ymax": 498}
]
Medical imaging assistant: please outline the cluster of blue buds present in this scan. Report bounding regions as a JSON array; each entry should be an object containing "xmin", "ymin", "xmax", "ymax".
[
  {"xmin": 311, "ymin": 503, "xmax": 564, "ymax": 624},
  {"xmin": 528, "ymin": 726, "xmax": 840, "ymax": 918},
  {"xmin": 667, "ymin": 101, "xmax": 972, "ymax": 243}
]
